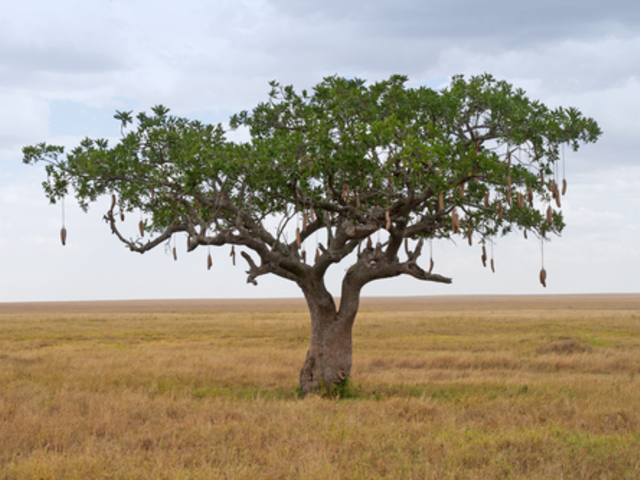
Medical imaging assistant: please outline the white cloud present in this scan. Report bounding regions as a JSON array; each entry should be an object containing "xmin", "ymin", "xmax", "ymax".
[
  {"xmin": 1, "ymin": 0, "xmax": 639, "ymax": 301},
  {"xmin": 0, "ymin": 91, "xmax": 49, "ymax": 158}
]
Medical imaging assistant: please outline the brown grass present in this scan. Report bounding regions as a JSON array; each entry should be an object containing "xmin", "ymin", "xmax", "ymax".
[{"xmin": 1, "ymin": 295, "xmax": 640, "ymax": 479}]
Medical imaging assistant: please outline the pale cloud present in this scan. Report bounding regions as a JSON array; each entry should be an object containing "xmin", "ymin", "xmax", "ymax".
[
  {"xmin": 0, "ymin": 91, "xmax": 49, "ymax": 166},
  {"xmin": 1, "ymin": 0, "xmax": 639, "ymax": 300}
]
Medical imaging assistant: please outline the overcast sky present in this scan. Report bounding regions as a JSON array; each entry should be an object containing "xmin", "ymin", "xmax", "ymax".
[{"xmin": 1, "ymin": 0, "xmax": 639, "ymax": 302}]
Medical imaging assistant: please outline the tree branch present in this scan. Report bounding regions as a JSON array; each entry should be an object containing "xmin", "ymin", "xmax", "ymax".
[
  {"xmin": 399, "ymin": 262, "xmax": 452, "ymax": 284},
  {"xmin": 103, "ymin": 209, "xmax": 186, "ymax": 253}
]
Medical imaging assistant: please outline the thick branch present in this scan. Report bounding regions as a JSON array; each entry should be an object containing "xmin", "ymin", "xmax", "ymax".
[
  {"xmin": 399, "ymin": 262, "xmax": 452, "ymax": 284},
  {"xmin": 241, "ymin": 250, "xmax": 299, "ymax": 285}
]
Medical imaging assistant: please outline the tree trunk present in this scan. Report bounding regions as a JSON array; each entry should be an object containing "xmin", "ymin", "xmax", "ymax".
[
  {"xmin": 299, "ymin": 283, "xmax": 359, "ymax": 395},
  {"xmin": 299, "ymin": 313, "xmax": 353, "ymax": 394}
]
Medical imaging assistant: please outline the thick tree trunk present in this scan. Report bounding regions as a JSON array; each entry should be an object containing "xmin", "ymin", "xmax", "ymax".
[
  {"xmin": 299, "ymin": 313, "xmax": 353, "ymax": 394},
  {"xmin": 299, "ymin": 283, "xmax": 359, "ymax": 395}
]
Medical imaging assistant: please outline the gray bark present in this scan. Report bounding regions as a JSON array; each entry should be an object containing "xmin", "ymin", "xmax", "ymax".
[{"xmin": 299, "ymin": 281, "xmax": 359, "ymax": 394}]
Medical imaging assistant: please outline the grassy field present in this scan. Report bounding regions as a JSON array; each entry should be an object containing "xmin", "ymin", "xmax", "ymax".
[{"xmin": 1, "ymin": 295, "xmax": 639, "ymax": 479}]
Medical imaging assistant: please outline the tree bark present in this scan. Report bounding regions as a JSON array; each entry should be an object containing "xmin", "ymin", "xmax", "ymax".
[{"xmin": 299, "ymin": 281, "xmax": 358, "ymax": 394}]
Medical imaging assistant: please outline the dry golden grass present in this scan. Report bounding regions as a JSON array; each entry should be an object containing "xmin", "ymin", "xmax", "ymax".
[{"xmin": 1, "ymin": 295, "xmax": 640, "ymax": 479}]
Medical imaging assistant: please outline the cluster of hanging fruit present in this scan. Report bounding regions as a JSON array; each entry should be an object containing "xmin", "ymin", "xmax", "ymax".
[
  {"xmin": 539, "ymin": 168, "xmax": 567, "ymax": 287},
  {"xmin": 55, "ymin": 149, "xmax": 567, "ymax": 291},
  {"xmin": 432, "ymin": 147, "xmax": 569, "ymax": 288}
]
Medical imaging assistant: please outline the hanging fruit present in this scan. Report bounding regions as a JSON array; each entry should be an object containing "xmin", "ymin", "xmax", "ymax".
[
  {"xmin": 342, "ymin": 183, "xmax": 350, "ymax": 203},
  {"xmin": 552, "ymin": 182, "xmax": 561, "ymax": 208},
  {"xmin": 438, "ymin": 192, "xmax": 444, "ymax": 211},
  {"xmin": 546, "ymin": 206, "xmax": 553, "ymax": 226},
  {"xmin": 539, "ymin": 268, "xmax": 547, "ymax": 287},
  {"xmin": 230, "ymin": 245, "xmax": 236, "ymax": 266},
  {"xmin": 138, "ymin": 220, "xmax": 144, "ymax": 237},
  {"xmin": 207, "ymin": 253, "xmax": 213, "ymax": 270},
  {"xmin": 296, "ymin": 227, "xmax": 302, "ymax": 249},
  {"xmin": 562, "ymin": 179, "xmax": 567, "ymax": 196},
  {"xmin": 484, "ymin": 191, "xmax": 490, "ymax": 207},
  {"xmin": 491, "ymin": 258, "xmax": 495, "ymax": 273},
  {"xmin": 429, "ymin": 257, "xmax": 434, "ymax": 274},
  {"xmin": 481, "ymin": 245, "xmax": 487, "ymax": 267},
  {"xmin": 172, "ymin": 246, "xmax": 177, "ymax": 261},
  {"xmin": 451, "ymin": 209, "xmax": 459, "ymax": 233},
  {"xmin": 60, "ymin": 227, "xmax": 67, "ymax": 246},
  {"xmin": 111, "ymin": 194, "xmax": 116, "ymax": 211},
  {"xmin": 497, "ymin": 202, "xmax": 503, "ymax": 220}
]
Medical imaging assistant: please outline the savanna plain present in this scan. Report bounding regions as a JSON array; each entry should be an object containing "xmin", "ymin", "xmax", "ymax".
[{"xmin": 1, "ymin": 294, "xmax": 639, "ymax": 479}]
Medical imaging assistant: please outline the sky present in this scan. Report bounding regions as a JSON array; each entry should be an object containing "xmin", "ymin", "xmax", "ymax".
[{"xmin": 1, "ymin": 0, "xmax": 639, "ymax": 302}]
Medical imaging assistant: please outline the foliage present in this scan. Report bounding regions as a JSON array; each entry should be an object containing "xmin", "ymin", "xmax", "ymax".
[{"xmin": 23, "ymin": 73, "xmax": 600, "ymax": 290}]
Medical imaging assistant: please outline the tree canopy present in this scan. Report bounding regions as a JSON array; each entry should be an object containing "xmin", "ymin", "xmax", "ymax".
[{"xmin": 24, "ymin": 73, "xmax": 601, "ymax": 392}]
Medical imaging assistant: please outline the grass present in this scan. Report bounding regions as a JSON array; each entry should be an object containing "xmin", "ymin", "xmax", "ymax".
[{"xmin": 1, "ymin": 295, "xmax": 640, "ymax": 478}]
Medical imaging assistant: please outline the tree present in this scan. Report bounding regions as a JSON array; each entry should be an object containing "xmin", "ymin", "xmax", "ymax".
[{"xmin": 24, "ymin": 74, "xmax": 601, "ymax": 394}]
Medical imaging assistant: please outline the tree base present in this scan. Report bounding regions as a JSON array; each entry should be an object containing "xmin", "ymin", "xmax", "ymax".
[{"xmin": 299, "ymin": 324, "xmax": 352, "ymax": 395}]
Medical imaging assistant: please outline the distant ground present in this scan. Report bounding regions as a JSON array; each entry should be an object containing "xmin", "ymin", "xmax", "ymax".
[{"xmin": 2, "ymin": 293, "xmax": 639, "ymax": 314}]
